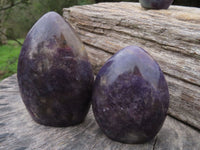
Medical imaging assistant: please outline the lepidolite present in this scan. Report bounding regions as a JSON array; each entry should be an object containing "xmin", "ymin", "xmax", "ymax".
[
  {"xmin": 92, "ymin": 46, "xmax": 169, "ymax": 143},
  {"xmin": 17, "ymin": 12, "xmax": 93, "ymax": 127}
]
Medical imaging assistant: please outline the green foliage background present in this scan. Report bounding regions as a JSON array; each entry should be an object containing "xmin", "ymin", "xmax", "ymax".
[
  {"xmin": 0, "ymin": 39, "xmax": 23, "ymax": 80},
  {"xmin": 5, "ymin": 0, "xmax": 94, "ymax": 39}
]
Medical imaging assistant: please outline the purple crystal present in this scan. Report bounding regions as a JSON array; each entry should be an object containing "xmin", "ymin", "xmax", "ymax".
[
  {"xmin": 17, "ymin": 12, "xmax": 94, "ymax": 127},
  {"xmin": 92, "ymin": 46, "xmax": 169, "ymax": 143},
  {"xmin": 139, "ymin": 0, "xmax": 174, "ymax": 9}
]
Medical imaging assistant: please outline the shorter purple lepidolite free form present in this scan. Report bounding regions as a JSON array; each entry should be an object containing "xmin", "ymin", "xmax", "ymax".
[
  {"xmin": 92, "ymin": 46, "xmax": 169, "ymax": 143},
  {"xmin": 17, "ymin": 12, "xmax": 94, "ymax": 127},
  {"xmin": 139, "ymin": 0, "xmax": 174, "ymax": 9}
]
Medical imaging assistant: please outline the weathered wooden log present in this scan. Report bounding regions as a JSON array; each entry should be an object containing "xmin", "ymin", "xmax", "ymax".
[
  {"xmin": 0, "ymin": 74, "xmax": 200, "ymax": 149},
  {"xmin": 63, "ymin": 2, "xmax": 200, "ymax": 130}
]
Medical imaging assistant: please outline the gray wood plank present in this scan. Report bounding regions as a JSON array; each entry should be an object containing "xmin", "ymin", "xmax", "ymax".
[{"xmin": 0, "ymin": 75, "xmax": 199, "ymax": 149}]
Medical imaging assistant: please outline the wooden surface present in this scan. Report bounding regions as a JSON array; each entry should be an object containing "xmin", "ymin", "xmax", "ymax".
[
  {"xmin": 0, "ymin": 74, "xmax": 200, "ymax": 149},
  {"xmin": 63, "ymin": 2, "xmax": 200, "ymax": 130}
]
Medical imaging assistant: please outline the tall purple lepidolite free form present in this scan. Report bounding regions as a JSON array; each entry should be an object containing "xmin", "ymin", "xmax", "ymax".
[
  {"xmin": 139, "ymin": 0, "xmax": 174, "ymax": 9},
  {"xmin": 17, "ymin": 12, "xmax": 94, "ymax": 127},
  {"xmin": 92, "ymin": 46, "xmax": 169, "ymax": 143}
]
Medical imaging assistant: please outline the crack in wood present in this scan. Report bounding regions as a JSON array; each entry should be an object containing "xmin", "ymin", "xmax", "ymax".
[
  {"xmin": 163, "ymin": 72, "xmax": 200, "ymax": 88},
  {"xmin": 168, "ymin": 114, "xmax": 200, "ymax": 133},
  {"xmin": 152, "ymin": 137, "xmax": 158, "ymax": 150},
  {"xmin": 83, "ymin": 42, "xmax": 114, "ymax": 55}
]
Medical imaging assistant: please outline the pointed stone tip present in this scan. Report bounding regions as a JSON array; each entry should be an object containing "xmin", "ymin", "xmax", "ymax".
[{"xmin": 44, "ymin": 11, "xmax": 60, "ymax": 17}]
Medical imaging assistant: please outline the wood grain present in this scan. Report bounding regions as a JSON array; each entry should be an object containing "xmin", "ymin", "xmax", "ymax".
[
  {"xmin": 63, "ymin": 2, "xmax": 200, "ymax": 130},
  {"xmin": 0, "ymin": 74, "xmax": 200, "ymax": 149}
]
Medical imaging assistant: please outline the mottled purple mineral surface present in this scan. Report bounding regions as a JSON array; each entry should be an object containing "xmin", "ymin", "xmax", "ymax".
[
  {"xmin": 17, "ymin": 12, "xmax": 93, "ymax": 127},
  {"xmin": 92, "ymin": 46, "xmax": 169, "ymax": 143},
  {"xmin": 139, "ymin": 0, "xmax": 174, "ymax": 9}
]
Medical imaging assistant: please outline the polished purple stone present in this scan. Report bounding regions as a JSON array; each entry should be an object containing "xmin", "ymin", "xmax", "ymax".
[
  {"xmin": 139, "ymin": 0, "xmax": 174, "ymax": 9},
  {"xmin": 17, "ymin": 12, "xmax": 94, "ymax": 127},
  {"xmin": 92, "ymin": 46, "xmax": 169, "ymax": 143}
]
